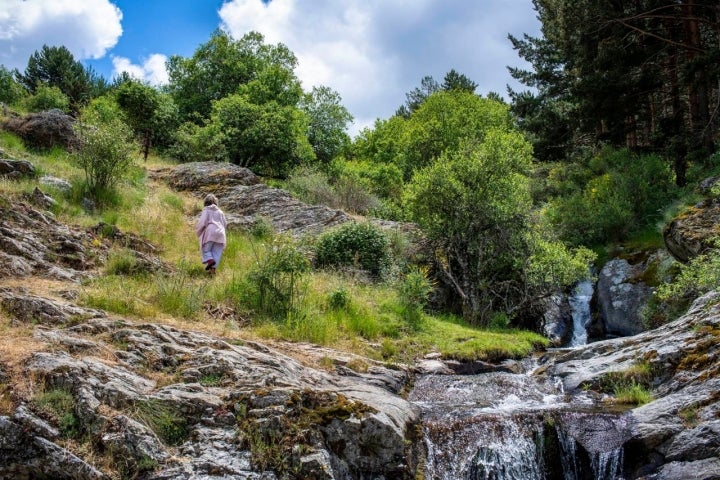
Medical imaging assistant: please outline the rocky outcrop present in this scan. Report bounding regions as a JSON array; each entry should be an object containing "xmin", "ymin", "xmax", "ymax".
[
  {"xmin": 0, "ymin": 195, "xmax": 97, "ymax": 281},
  {"xmin": 663, "ymin": 197, "xmax": 720, "ymax": 262},
  {"xmin": 0, "ymin": 158, "xmax": 35, "ymax": 179},
  {"xmin": 0, "ymin": 291, "xmax": 420, "ymax": 479},
  {"xmin": 158, "ymin": 161, "xmax": 352, "ymax": 237},
  {"xmin": 156, "ymin": 161, "xmax": 261, "ymax": 191},
  {"xmin": 545, "ymin": 289, "xmax": 720, "ymax": 478},
  {"xmin": 541, "ymin": 293, "xmax": 573, "ymax": 346},
  {"xmin": 1, "ymin": 109, "xmax": 78, "ymax": 150},
  {"xmin": 0, "ymin": 194, "xmax": 169, "ymax": 281}
]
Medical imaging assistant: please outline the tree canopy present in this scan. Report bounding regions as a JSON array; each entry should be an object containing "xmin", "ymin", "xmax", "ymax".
[{"xmin": 509, "ymin": 0, "xmax": 720, "ymax": 185}]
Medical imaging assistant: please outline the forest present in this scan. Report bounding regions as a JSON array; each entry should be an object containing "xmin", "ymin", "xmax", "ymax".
[{"xmin": 1, "ymin": 0, "xmax": 719, "ymax": 343}]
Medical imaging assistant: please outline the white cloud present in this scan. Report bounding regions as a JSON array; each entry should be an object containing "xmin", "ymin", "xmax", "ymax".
[
  {"xmin": 112, "ymin": 53, "xmax": 169, "ymax": 86},
  {"xmin": 0, "ymin": 0, "xmax": 122, "ymax": 70},
  {"xmin": 218, "ymin": 0, "xmax": 541, "ymax": 135}
]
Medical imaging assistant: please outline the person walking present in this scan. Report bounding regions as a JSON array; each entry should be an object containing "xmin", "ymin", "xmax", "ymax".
[{"xmin": 196, "ymin": 194, "xmax": 227, "ymax": 275}]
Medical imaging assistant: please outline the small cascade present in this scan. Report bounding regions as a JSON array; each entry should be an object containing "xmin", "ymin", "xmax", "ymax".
[
  {"xmin": 568, "ymin": 279, "xmax": 594, "ymax": 347},
  {"xmin": 411, "ymin": 372, "xmax": 633, "ymax": 479}
]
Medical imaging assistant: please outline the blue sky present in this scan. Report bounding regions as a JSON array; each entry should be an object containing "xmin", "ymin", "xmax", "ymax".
[{"xmin": 0, "ymin": 0, "xmax": 541, "ymax": 134}]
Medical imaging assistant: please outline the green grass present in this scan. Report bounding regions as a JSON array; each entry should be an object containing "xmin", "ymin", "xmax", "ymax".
[
  {"xmin": 1, "ymin": 136, "xmax": 551, "ymax": 365},
  {"xmin": 34, "ymin": 388, "xmax": 80, "ymax": 439},
  {"xmin": 613, "ymin": 382, "xmax": 653, "ymax": 406}
]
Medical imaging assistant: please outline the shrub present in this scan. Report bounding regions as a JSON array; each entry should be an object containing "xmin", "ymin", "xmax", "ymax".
[
  {"xmin": 73, "ymin": 118, "xmax": 135, "ymax": 202},
  {"xmin": 397, "ymin": 267, "xmax": 434, "ymax": 328},
  {"xmin": 245, "ymin": 240, "xmax": 310, "ymax": 320},
  {"xmin": 23, "ymin": 85, "xmax": 70, "ymax": 113},
  {"xmin": 333, "ymin": 175, "xmax": 379, "ymax": 214},
  {"xmin": 327, "ymin": 287, "xmax": 350, "ymax": 310},
  {"xmin": 285, "ymin": 165, "xmax": 338, "ymax": 207},
  {"xmin": 315, "ymin": 222, "xmax": 390, "ymax": 276},
  {"xmin": 169, "ymin": 121, "xmax": 227, "ymax": 163},
  {"xmin": 546, "ymin": 148, "xmax": 676, "ymax": 246},
  {"xmin": 656, "ymin": 242, "xmax": 720, "ymax": 313}
]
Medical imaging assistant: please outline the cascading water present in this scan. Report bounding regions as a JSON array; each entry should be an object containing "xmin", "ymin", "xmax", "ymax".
[
  {"xmin": 568, "ymin": 279, "xmax": 594, "ymax": 347},
  {"xmin": 410, "ymin": 366, "xmax": 633, "ymax": 479}
]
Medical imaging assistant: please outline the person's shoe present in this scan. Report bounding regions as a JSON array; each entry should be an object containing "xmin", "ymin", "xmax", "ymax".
[
  {"xmin": 205, "ymin": 259, "xmax": 216, "ymax": 270},
  {"xmin": 209, "ymin": 267, "xmax": 217, "ymax": 276}
]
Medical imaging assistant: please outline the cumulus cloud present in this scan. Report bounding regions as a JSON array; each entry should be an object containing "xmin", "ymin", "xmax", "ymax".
[
  {"xmin": 218, "ymin": 0, "xmax": 540, "ymax": 134},
  {"xmin": 0, "ymin": 0, "xmax": 122, "ymax": 70},
  {"xmin": 112, "ymin": 53, "xmax": 169, "ymax": 85}
]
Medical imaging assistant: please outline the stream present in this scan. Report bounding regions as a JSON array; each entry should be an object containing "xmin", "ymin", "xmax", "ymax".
[{"xmin": 409, "ymin": 280, "xmax": 634, "ymax": 479}]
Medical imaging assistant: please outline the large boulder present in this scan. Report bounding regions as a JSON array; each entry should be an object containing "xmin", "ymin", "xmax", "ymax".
[
  {"xmin": 2, "ymin": 109, "xmax": 78, "ymax": 150},
  {"xmin": 663, "ymin": 197, "xmax": 720, "ymax": 262},
  {"xmin": 594, "ymin": 258, "xmax": 653, "ymax": 337}
]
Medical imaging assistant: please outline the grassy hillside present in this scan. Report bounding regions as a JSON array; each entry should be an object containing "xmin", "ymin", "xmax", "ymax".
[{"xmin": 0, "ymin": 130, "xmax": 547, "ymax": 367}]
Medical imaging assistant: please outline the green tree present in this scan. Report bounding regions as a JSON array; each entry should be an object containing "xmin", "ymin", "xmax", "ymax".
[
  {"xmin": 23, "ymin": 85, "xmax": 69, "ymax": 112},
  {"xmin": 166, "ymin": 30, "xmax": 299, "ymax": 122},
  {"xmin": 116, "ymin": 79, "xmax": 160, "ymax": 160},
  {"xmin": 300, "ymin": 86, "xmax": 353, "ymax": 163},
  {"xmin": 441, "ymin": 69, "xmax": 478, "ymax": 93},
  {"xmin": 402, "ymin": 91, "xmax": 513, "ymax": 177},
  {"xmin": 17, "ymin": 45, "xmax": 94, "ymax": 111},
  {"xmin": 510, "ymin": 0, "xmax": 720, "ymax": 183},
  {"xmin": 396, "ymin": 75, "xmax": 440, "ymax": 118},
  {"xmin": 0, "ymin": 65, "xmax": 26, "ymax": 105},
  {"xmin": 207, "ymin": 93, "xmax": 315, "ymax": 176},
  {"xmin": 404, "ymin": 130, "xmax": 589, "ymax": 324}
]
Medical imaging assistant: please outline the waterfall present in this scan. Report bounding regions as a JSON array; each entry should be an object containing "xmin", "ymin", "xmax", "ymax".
[
  {"xmin": 568, "ymin": 279, "xmax": 594, "ymax": 347},
  {"xmin": 411, "ymin": 373, "xmax": 633, "ymax": 479}
]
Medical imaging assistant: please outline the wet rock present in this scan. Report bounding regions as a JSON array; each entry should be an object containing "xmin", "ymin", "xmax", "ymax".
[
  {"xmin": 541, "ymin": 293, "xmax": 573, "ymax": 345},
  {"xmin": 663, "ymin": 197, "xmax": 720, "ymax": 262},
  {"xmin": 651, "ymin": 458, "xmax": 720, "ymax": 480},
  {"xmin": 0, "ymin": 158, "xmax": 35, "ymax": 179},
  {"xmin": 594, "ymin": 257, "xmax": 653, "ymax": 337},
  {"xmin": 546, "ymin": 290, "xmax": 720, "ymax": 478},
  {"xmin": 665, "ymin": 420, "xmax": 720, "ymax": 462}
]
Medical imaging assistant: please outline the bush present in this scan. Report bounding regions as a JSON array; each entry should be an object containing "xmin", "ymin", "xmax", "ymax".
[
  {"xmin": 315, "ymin": 222, "xmax": 390, "ymax": 276},
  {"xmin": 245, "ymin": 240, "xmax": 310, "ymax": 320},
  {"xmin": 169, "ymin": 121, "xmax": 227, "ymax": 163},
  {"xmin": 23, "ymin": 85, "xmax": 70, "ymax": 113},
  {"xmin": 397, "ymin": 267, "xmax": 434, "ymax": 328},
  {"xmin": 73, "ymin": 118, "xmax": 135, "ymax": 201},
  {"xmin": 546, "ymin": 148, "xmax": 676, "ymax": 246},
  {"xmin": 285, "ymin": 165, "xmax": 338, "ymax": 207}
]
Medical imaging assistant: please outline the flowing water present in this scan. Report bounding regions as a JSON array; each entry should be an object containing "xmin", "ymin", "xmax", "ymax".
[
  {"xmin": 568, "ymin": 279, "xmax": 594, "ymax": 347},
  {"xmin": 409, "ymin": 363, "xmax": 633, "ymax": 479}
]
